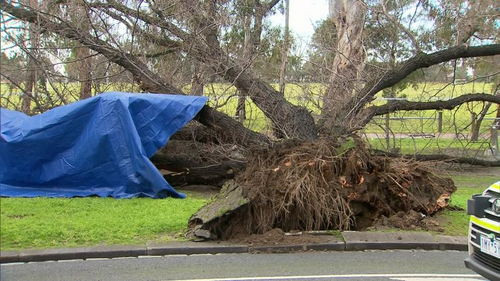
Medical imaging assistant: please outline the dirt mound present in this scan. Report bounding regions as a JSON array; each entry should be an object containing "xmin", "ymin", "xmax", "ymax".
[
  {"xmin": 189, "ymin": 137, "xmax": 456, "ymax": 239},
  {"xmin": 369, "ymin": 210, "xmax": 444, "ymax": 232}
]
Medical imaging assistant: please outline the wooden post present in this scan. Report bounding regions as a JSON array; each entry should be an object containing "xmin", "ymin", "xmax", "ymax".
[
  {"xmin": 385, "ymin": 113, "xmax": 390, "ymax": 151},
  {"xmin": 471, "ymin": 112, "xmax": 477, "ymax": 140},
  {"xmin": 438, "ymin": 111, "xmax": 443, "ymax": 133}
]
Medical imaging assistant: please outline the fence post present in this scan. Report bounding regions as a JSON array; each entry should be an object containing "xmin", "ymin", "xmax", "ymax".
[
  {"xmin": 438, "ymin": 111, "xmax": 443, "ymax": 133},
  {"xmin": 492, "ymin": 125, "xmax": 499, "ymax": 157},
  {"xmin": 385, "ymin": 113, "xmax": 390, "ymax": 150},
  {"xmin": 471, "ymin": 112, "xmax": 477, "ymax": 138}
]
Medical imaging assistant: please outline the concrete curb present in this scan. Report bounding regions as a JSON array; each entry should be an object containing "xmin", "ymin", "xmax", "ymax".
[
  {"xmin": 0, "ymin": 232, "xmax": 468, "ymax": 264},
  {"xmin": 146, "ymin": 242, "xmax": 248, "ymax": 256},
  {"xmin": 342, "ymin": 231, "xmax": 439, "ymax": 251}
]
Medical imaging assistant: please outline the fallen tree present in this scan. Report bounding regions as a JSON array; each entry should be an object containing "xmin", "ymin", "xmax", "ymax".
[{"xmin": 2, "ymin": 0, "xmax": 499, "ymax": 239}]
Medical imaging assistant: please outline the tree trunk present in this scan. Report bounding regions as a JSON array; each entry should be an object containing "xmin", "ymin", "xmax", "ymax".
[
  {"xmin": 495, "ymin": 100, "xmax": 500, "ymax": 127},
  {"xmin": 191, "ymin": 58, "xmax": 205, "ymax": 96},
  {"xmin": 162, "ymin": 160, "xmax": 245, "ymax": 187},
  {"xmin": 150, "ymin": 140, "xmax": 246, "ymax": 186},
  {"xmin": 76, "ymin": 46, "xmax": 92, "ymax": 100},
  {"xmin": 235, "ymin": 13, "xmax": 252, "ymax": 123},
  {"xmin": 236, "ymin": 91, "xmax": 246, "ymax": 123},
  {"xmin": 200, "ymin": 0, "xmax": 317, "ymax": 139},
  {"xmin": 22, "ymin": 0, "xmax": 39, "ymax": 114},
  {"xmin": 321, "ymin": 0, "xmax": 366, "ymax": 133},
  {"xmin": 278, "ymin": 0, "xmax": 290, "ymax": 95},
  {"xmin": 470, "ymin": 103, "xmax": 492, "ymax": 141}
]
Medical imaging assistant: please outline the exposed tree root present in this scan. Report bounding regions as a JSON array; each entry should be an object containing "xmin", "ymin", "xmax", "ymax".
[{"xmin": 189, "ymin": 137, "xmax": 456, "ymax": 239}]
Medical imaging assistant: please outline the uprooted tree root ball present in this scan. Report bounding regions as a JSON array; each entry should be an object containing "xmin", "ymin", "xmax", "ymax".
[{"xmin": 189, "ymin": 137, "xmax": 456, "ymax": 240}]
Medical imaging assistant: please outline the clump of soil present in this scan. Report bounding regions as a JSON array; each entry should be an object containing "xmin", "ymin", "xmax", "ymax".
[
  {"xmin": 189, "ymin": 137, "xmax": 456, "ymax": 239},
  {"xmin": 369, "ymin": 210, "xmax": 444, "ymax": 232}
]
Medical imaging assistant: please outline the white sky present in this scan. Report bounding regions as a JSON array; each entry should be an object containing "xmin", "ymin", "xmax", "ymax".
[{"xmin": 270, "ymin": 0, "xmax": 330, "ymax": 42}]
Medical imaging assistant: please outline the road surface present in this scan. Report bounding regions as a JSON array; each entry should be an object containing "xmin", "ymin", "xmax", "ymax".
[{"xmin": 0, "ymin": 250, "xmax": 486, "ymax": 281}]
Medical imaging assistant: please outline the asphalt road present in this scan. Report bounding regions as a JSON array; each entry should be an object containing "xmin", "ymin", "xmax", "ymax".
[{"xmin": 0, "ymin": 250, "xmax": 486, "ymax": 281}]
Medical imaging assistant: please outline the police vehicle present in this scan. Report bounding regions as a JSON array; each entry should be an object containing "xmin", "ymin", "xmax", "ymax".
[{"xmin": 465, "ymin": 181, "xmax": 500, "ymax": 280}]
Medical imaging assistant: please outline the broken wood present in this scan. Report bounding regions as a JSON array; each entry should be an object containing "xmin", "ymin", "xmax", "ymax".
[{"xmin": 151, "ymin": 140, "xmax": 247, "ymax": 186}]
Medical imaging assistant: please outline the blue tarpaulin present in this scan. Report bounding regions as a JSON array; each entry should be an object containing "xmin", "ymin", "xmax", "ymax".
[{"xmin": 0, "ymin": 92, "xmax": 208, "ymax": 198}]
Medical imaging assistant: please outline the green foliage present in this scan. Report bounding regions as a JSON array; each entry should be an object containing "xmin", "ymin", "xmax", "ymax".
[{"xmin": 0, "ymin": 193, "xmax": 208, "ymax": 250}]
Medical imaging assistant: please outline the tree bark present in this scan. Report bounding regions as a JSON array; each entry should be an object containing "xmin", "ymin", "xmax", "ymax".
[
  {"xmin": 76, "ymin": 46, "xmax": 92, "ymax": 100},
  {"xmin": 470, "ymin": 103, "xmax": 492, "ymax": 141},
  {"xmin": 70, "ymin": 1, "xmax": 93, "ymax": 100},
  {"xmin": 162, "ymin": 160, "xmax": 246, "ymax": 187},
  {"xmin": 199, "ymin": 0, "xmax": 318, "ymax": 140},
  {"xmin": 23, "ymin": 59, "xmax": 35, "ymax": 114},
  {"xmin": 321, "ymin": 0, "xmax": 366, "ymax": 133},
  {"xmin": 191, "ymin": 60, "xmax": 204, "ymax": 96},
  {"xmin": 278, "ymin": 0, "xmax": 290, "ymax": 95},
  {"xmin": 21, "ymin": 0, "xmax": 39, "ymax": 114},
  {"xmin": 150, "ymin": 140, "xmax": 247, "ymax": 186}
]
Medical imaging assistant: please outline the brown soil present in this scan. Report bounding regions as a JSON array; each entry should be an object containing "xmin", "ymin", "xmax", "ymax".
[
  {"xmin": 176, "ymin": 185, "xmax": 220, "ymax": 198},
  {"xmin": 368, "ymin": 210, "xmax": 445, "ymax": 233}
]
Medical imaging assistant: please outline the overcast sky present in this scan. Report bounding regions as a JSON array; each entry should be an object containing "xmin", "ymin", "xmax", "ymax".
[{"xmin": 270, "ymin": 0, "xmax": 330, "ymax": 43}]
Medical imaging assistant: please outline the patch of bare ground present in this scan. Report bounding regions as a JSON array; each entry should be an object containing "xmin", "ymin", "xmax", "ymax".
[{"xmin": 176, "ymin": 185, "xmax": 220, "ymax": 198}]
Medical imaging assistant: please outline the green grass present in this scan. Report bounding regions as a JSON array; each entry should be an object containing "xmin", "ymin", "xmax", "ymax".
[
  {"xmin": 450, "ymin": 175, "xmax": 499, "ymax": 189},
  {"xmin": 0, "ymin": 192, "xmax": 208, "ymax": 251},
  {"xmin": 367, "ymin": 137, "xmax": 492, "ymax": 155},
  {"xmin": 432, "ymin": 175, "xmax": 498, "ymax": 236},
  {"xmin": 0, "ymin": 175, "xmax": 496, "ymax": 250}
]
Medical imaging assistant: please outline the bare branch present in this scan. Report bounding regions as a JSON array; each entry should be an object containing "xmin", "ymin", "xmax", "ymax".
[{"xmin": 380, "ymin": 1, "xmax": 420, "ymax": 52}]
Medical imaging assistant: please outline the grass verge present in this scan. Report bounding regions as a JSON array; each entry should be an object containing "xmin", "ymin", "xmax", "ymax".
[{"xmin": 0, "ymin": 192, "xmax": 208, "ymax": 251}]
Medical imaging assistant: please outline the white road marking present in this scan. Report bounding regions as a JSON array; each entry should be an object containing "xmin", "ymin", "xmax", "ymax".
[
  {"xmin": 391, "ymin": 277, "xmax": 482, "ymax": 281},
  {"xmin": 181, "ymin": 274, "xmax": 484, "ymax": 281}
]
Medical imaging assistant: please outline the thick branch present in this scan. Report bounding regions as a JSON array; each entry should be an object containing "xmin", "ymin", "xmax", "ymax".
[
  {"xmin": 199, "ymin": 1, "xmax": 317, "ymax": 139},
  {"xmin": 359, "ymin": 93, "xmax": 500, "ymax": 127},
  {"xmin": 372, "ymin": 150, "xmax": 500, "ymax": 167},
  {"xmin": 344, "ymin": 44, "xmax": 500, "ymax": 121}
]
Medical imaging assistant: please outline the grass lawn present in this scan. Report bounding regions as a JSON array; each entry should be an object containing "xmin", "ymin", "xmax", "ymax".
[
  {"xmin": 1, "ymin": 173, "xmax": 497, "ymax": 250},
  {"xmin": 433, "ymin": 175, "xmax": 499, "ymax": 236},
  {"xmin": 367, "ymin": 137, "xmax": 492, "ymax": 155},
  {"xmin": 0, "ymin": 192, "xmax": 208, "ymax": 251}
]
